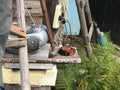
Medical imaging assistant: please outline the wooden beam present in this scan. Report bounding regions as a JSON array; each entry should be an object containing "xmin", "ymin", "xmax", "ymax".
[
  {"xmin": 16, "ymin": 0, "xmax": 31, "ymax": 90},
  {"xmin": 4, "ymin": 63, "xmax": 53, "ymax": 70},
  {"xmin": 6, "ymin": 38, "xmax": 27, "ymax": 48}
]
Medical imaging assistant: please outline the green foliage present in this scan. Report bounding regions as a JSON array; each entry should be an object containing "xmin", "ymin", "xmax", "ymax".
[{"xmin": 55, "ymin": 39, "xmax": 120, "ymax": 90}]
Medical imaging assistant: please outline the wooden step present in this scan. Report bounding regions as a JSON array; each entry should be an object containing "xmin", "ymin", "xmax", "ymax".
[{"xmin": 4, "ymin": 63, "xmax": 53, "ymax": 70}]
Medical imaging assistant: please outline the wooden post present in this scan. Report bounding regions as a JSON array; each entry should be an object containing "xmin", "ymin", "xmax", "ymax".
[
  {"xmin": 39, "ymin": 0, "xmax": 55, "ymax": 52},
  {"xmin": 76, "ymin": 0, "xmax": 92, "ymax": 57},
  {"xmin": 16, "ymin": 0, "xmax": 31, "ymax": 90},
  {"xmin": 84, "ymin": 0, "xmax": 95, "ymax": 42},
  {"xmin": 84, "ymin": 0, "xmax": 92, "ymax": 28}
]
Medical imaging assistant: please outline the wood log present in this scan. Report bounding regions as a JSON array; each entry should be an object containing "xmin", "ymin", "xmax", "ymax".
[{"xmin": 76, "ymin": 0, "xmax": 92, "ymax": 57}]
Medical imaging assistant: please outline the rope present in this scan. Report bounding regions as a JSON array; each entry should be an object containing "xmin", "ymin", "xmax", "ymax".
[{"xmin": 59, "ymin": 0, "xmax": 68, "ymax": 15}]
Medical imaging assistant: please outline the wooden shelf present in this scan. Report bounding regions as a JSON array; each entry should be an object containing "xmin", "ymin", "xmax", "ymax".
[{"xmin": 3, "ymin": 44, "xmax": 81, "ymax": 64}]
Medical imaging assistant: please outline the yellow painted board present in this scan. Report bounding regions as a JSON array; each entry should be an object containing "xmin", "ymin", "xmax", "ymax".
[{"xmin": 2, "ymin": 65, "xmax": 57, "ymax": 86}]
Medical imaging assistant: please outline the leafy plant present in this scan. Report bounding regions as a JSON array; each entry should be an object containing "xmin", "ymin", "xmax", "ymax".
[{"xmin": 55, "ymin": 37, "xmax": 120, "ymax": 90}]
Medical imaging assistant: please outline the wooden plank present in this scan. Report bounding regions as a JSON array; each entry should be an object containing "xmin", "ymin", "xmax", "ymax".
[
  {"xmin": 4, "ymin": 63, "xmax": 53, "ymax": 70},
  {"xmin": 6, "ymin": 38, "xmax": 27, "ymax": 48},
  {"xmin": 13, "ymin": 0, "xmax": 43, "ymax": 17},
  {"xmin": 16, "ymin": 0, "xmax": 31, "ymax": 90},
  {"xmin": 5, "ymin": 85, "xmax": 51, "ymax": 90},
  {"xmin": 3, "ymin": 44, "xmax": 50, "ymax": 59},
  {"xmin": 25, "ymin": 9, "xmax": 43, "ymax": 16},
  {"xmin": 11, "ymin": 25, "xmax": 26, "ymax": 38},
  {"xmin": 2, "ymin": 65, "xmax": 57, "ymax": 86},
  {"xmin": 2, "ymin": 48, "xmax": 81, "ymax": 63},
  {"xmin": 24, "ymin": 1, "xmax": 42, "ymax": 9},
  {"xmin": 88, "ymin": 22, "xmax": 94, "ymax": 41}
]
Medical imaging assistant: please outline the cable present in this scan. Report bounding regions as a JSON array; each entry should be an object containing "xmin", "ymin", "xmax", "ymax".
[
  {"xmin": 64, "ymin": 19, "xmax": 72, "ymax": 43},
  {"xmin": 24, "ymin": 5, "xmax": 36, "ymax": 26},
  {"xmin": 66, "ymin": 20, "xmax": 72, "ymax": 36}
]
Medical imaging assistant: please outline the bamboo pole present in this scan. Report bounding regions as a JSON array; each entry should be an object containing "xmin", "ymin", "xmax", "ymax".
[
  {"xmin": 76, "ymin": 0, "xmax": 92, "ymax": 57},
  {"xmin": 16, "ymin": 0, "xmax": 31, "ymax": 90}
]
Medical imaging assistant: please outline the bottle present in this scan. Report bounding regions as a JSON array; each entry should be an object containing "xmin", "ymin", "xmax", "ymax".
[
  {"xmin": 94, "ymin": 25, "xmax": 107, "ymax": 46},
  {"xmin": 97, "ymin": 31, "xmax": 107, "ymax": 46}
]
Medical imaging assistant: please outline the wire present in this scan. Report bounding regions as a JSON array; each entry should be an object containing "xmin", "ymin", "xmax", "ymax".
[
  {"xmin": 24, "ymin": 5, "xmax": 36, "ymax": 26},
  {"xmin": 64, "ymin": 22, "xmax": 69, "ymax": 40},
  {"xmin": 66, "ymin": 20, "xmax": 72, "ymax": 36},
  {"xmin": 64, "ymin": 19, "xmax": 72, "ymax": 43}
]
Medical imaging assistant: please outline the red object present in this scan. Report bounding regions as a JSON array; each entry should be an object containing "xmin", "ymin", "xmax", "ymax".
[{"xmin": 59, "ymin": 46, "xmax": 75, "ymax": 56}]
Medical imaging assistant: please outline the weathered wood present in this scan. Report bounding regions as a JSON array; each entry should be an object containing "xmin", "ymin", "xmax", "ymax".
[
  {"xmin": 88, "ymin": 22, "xmax": 94, "ymax": 41},
  {"xmin": 24, "ymin": 1, "xmax": 42, "ymax": 16},
  {"xmin": 13, "ymin": 0, "xmax": 43, "ymax": 24},
  {"xmin": 13, "ymin": 0, "xmax": 43, "ymax": 17},
  {"xmin": 2, "ymin": 48, "xmax": 81, "ymax": 63},
  {"xmin": 4, "ymin": 63, "xmax": 53, "ymax": 70},
  {"xmin": 16, "ymin": 0, "xmax": 31, "ymax": 90},
  {"xmin": 11, "ymin": 25, "xmax": 26, "ymax": 38},
  {"xmin": 5, "ymin": 85, "xmax": 51, "ymax": 90},
  {"xmin": 76, "ymin": 0, "xmax": 92, "ymax": 57},
  {"xmin": 39, "ymin": 0, "xmax": 55, "ymax": 52},
  {"xmin": 6, "ymin": 38, "xmax": 27, "ymax": 48},
  {"xmin": 24, "ymin": 1, "xmax": 41, "ymax": 9}
]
